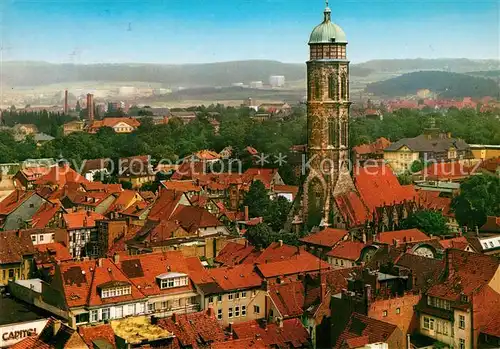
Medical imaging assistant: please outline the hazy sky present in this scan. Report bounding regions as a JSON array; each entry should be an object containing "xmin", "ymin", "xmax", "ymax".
[{"xmin": 1, "ymin": 0, "xmax": 499, "ymax": 64}]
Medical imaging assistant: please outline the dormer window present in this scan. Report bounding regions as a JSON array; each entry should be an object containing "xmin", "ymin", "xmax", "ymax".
[
  {"xmin": 156, "ymin": 272, "xmax": 189, "ymax": 290},
  {"xmin": 98, "ymin": 281, "xmax": 131, "ymax": 299}
]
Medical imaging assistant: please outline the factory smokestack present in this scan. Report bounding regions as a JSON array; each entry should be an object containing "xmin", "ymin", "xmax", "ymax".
[
  {"xmin": 86, "ymin": 93, "xmax": 94, "ymax": 122},
  {"xmin": 64, "ymin": 90, "xmax": 69, "ymax": 114}
]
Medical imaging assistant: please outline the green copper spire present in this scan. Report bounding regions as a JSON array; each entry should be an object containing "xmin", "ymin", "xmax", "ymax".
[{"xmin": 309, "ymin": 1, "xmax": 347, "ymax": 44}]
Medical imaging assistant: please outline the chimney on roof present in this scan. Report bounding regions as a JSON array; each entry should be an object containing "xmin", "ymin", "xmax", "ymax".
[
  {"xmin": 228, "ymin": 322, "xmax": 234, "ymax": 335},
  {"xmin": 320, "ymin": 281, "xmax": 326, "ymax": 302},
  {"xmin": 52, "ymin": 320, "xmax": 62, "ymax": 337},
  {"xmin": 97, "ymin": 258, "xmax": 103, "ymax": 267},
  {"xmin": 278, "ymin": 239, "xmax": 283, "ymax": 247},
  {"xmin": 261, "ymin": 319, "xmax": 267, "ymax": 329},
  {"xmin": 113, "ymin": 253, "xmax": 120, "ymax": 264},
  {"xmin": 206, "ymin": 306, "xmax": 215, "ymax": 318},
  {"xmin": 86, "ymin": 93, "xmax": 94, "ymax": 122},
  {"xmin": 64, "ymin": 89, "xmax": 69, "ymax": 114},
  {"xmin": 16, "ymin": 230, "xmax": 21, "ymax": 238},
  {"xmin": 244, "ymin": 206, "xmax": 249, "ymax": 221},
  {"xmin": 172, "ymin": 312, "xmax": 178, "ymax": 324}
]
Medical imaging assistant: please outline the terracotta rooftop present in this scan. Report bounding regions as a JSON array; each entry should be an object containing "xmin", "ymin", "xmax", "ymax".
[
  {"xmin": 232, "ymin": 319, "xmax": 309, "ymax": 348},
  {"xmin": 211, "ymin": 338, "xmax": 268, "ymax": 349},
  {"xmin": 35, "ymin": 242, "xmax": 72, "ymax": 270},
  {"xmin": 78, "ymin": 323, "xmax": 117, "ymax": 349},
  {"xmin": 427, "ymin": 249, "xmax": 499, "ymax": 300},
  {"xmin": 253, "ymin": 242, "xmax": 307, "ymax": 265},
  {"xmin": 256, "ymin": 251, "xmax": 330, "ymax": 278},
  {"xmin": 327, "ymin": 241, "xmax": 366, "ymax": 261},
  {"xmin": 439, "ymin": 236, "xmax": 470, "ymax": 250},
  {"xmin": 63, "ymin": 210, "xmax": 106, "ymax": 230},
  {"xmin": 195, "ymin": 264, "xmax": 263, "ymax": 293},
  {"xmin": 31, "ymin": 201, "xmax": 63, "ymax": 228},
  {"xmin": 58, "ymin": 258, "xmax": 146, "ymax": 308},
  {"xmin": 0, "ymin": 230, "xmax": 35, "ymax": 264},
  {"xmin": 0, "ymin": 190, "xmax": 38, "ymax": 216},
  {"xmin": 161, "ymin": 180, "xmax": 202, "ymax": 193},
  {"xmin": 89, "ymin": 117, "xmax": 140, "ymax": 131},
  {"xmin": 157, "ymin": 309, "xmax": 225, "ymax": 349},
  {"xmin": 334, "ymin": 313, "xmax": 399, "ymax": 349},
  {"xmin": 35, "ymin": 164, "xmax": 89, "ymax": 187},
  {"xmin": 376, "ymin": 229, "xmax": 430, "ymax": 245},
  {"xmin": 105, "ymin": 190, "xmax": 141, "ymax": 214},
  {"xmin": 148, "ymin": 190, "xmax": 186, "ymax": 221},
  {"xmin": 480, "ymin": 216, "xmax": 500, "ymax": 233},
  {"xmin": 394, "ymin": 253, "xmax": 444, "ymax": 292},
  {"xmin": 215, "ymin": 241, "xmax": 256, "ymax": 267},
  {"xmin": 116, "ymin": 251, "xmax": 200, "ymax": 296},
  {"xmin": 299, "ymin": 228, "xmax": 348, "ymax": 248},
  {"xmin": 171, "ymin": 205, "xmax": 224, "ymax": 234},
  {"xmin": 268, "ymin": 280, "xmax": 305, "ymax": 318}
]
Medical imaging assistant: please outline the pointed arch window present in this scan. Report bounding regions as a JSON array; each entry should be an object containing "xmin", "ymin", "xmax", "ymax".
[{"xmin": 328, "ymin": 75, "xmax": 337, "ymax": 100}]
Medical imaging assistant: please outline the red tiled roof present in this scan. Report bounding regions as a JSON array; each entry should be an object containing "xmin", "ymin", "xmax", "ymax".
[
  {"xmin": 215, "ymin": 241, "xmax": 256, "ymax": 267},
  {"xmin": 105, "ymin": 190, "xmax": 140, "ymax": 214},
  {"xmin": 0, "ymin": 230, "xmax": 35, "ymax": 264},
  {"xmin": 299, "ymin": 228, "xmax": 348, "ymax": 248},
  {"xmin": 116, "ymin": 251, "xmax": 199, "ymax": 296},
  {"xmin": 345, "ymin": 336, "xmax": 369, "ymax": 348},
  {"xmin": 427, "ymin": 249, "xmax": 500, "ymax": 300},
  {"xmin": 19, "ymin": 166, "xmax": 50, "ymax": 181},
  {"xmin": 232, "ymin": 319, "xmax": 309, "ymax": 348},
  {"xmin": 171, "ymin": 161, "xmax": 207, "ymax": 180},
  {"xmin": 161, "ymin": 180, "xmax": 202, "ymax": 193},
  {"xmin": 480, "ymin": 216, "xmax": 500, "ymax": 233},
  {"xmin": 269, "ymin": 281, "xmax": 305, "ymax": 318},
  {"xmin": 31, "ymin": 201, "xmax": 63, "ymax": 228},
  {"xmin": 422, "ymin": 161, "xmax": 477, "ymax": 181},
  {"xmin": 256, "ymin": 251, "xmax": 330, "ymax": 278},
  {"xmin": 79, "ymin": 324, "xmax": 116, "ymax": 349},
  {"xmin": 0, "ymin": 190, "xmax": 38, "ymax": 215},
  {"xmin": 353, "ymin": 137, "xmax": 391, "ymax": 156},
  {"xmin": 334, "ymin": 313, "xmax": 398, "ymax": 349},
  {"xmin": 148, "ymin": 190, "xmax": 185, "ymax": 221},
  {"xmin": 327, "ymin": 241, "xmax": 366, "ymax": 261},
  {"xmin": 475, "ymin": 285, "xmax": 500, "ymax": 338},
  {"xmin": 89, "ymin": 117, "xmax": 140, "ymax": 131},
  {"xmin": 335, "ymin": 191, "xmax": 371, "ymax": 227},
  {"xmin": 193, "ymin": 150, "xmax": 221, "ymax": 161},
  {"xmin": 376, "ymin": 229, "xmax": 430, "ymax": 245},
  {"xmin": 211, "ymin": 338, "xmax": 268, "ymax": 349},
  {"xmin": 35, "ymin": 165, "xmax": 89, "ymax": 187},
  {"xmin": 355, "ymin": 164, "xmax": 416, "ymax": 212},
  {"xmin": 195, "ymin": 264, "xmax": 263, "ymax": 292},
  {"xmin": 35, "ymin": 242, "xmax": 72, "ymax": 266},
  {"xmin": 417, "ymin": 190, "xmax": 453, "ymax": 217},
  {"xmin": 58, "ymin": 258, "xmax": 146, "ymax": 308},
  {"xmin": 439, "ymin": 236, "xmax": 470, "ymax": 250},
  {"xmin": 106, "ymin": 224, "xmax": 142, "ymax": 257},
  {"xmin": 171, "ymin": 205, "xmax": 223, "ymax": 233},
  {"xmin": 243, "ymin": 168, "xmax": 278, "ymax": 187},
  {"xmin": 157, "ymin": 309, "xmax": 225, "ymax": 349},
  {"xmin": 252, "ymin": 242, "xmax": 305, "ymax": 265},
  {"xmin": 324, "ymin": 267, "xmax": 363, "ymax": 294},
  {"xmin": 63, "ymin": 210, "xmax": 106, "ymax": 230},
  {"xmin": 246, "ymin": 146, "xmax": 259, "ymax": 156}
]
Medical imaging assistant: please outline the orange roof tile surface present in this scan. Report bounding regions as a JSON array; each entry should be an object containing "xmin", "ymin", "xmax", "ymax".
[
  {"xmin": 157, "ymin": 310, "xmax": 225, "ymax": 349},
  {"xmin": 299, "ymin": 228, "xmax": 348, "ymax": 248},
  {"xmin": 31, "ymin": 201, "xmax": 63, "ymax": 228},
  {"xmin": 211, "ymin": 338, "xmax": 268, "ymax": 349},
  {"xmin": 327, "ymin": 241, "xmax": 366, "ymax": 261},
  {"xmin": 63, "ymin": 211, "xmax": 106, "ymax": 230},
  {"xmin": 427, "ymin": 249, "xmax": 499, "ymax": 300},
  {"xmin": 0, "ymin": 230, "xmax": 35, "ymax": 264},
  {"xmin": 439, "ymin": 236, "xmax": 470, "ymax": 250},
  {"xmin": 256, "ymin": 251, "xmax": 330, "ymax": 278},
  {"xmin": 232, "ymin": 319, "xmax": 309, "ymax": 348},
  {"xmin": 376, "ymin": 229, "xmax": 430, "ymax": 244},
  {"xmin": 78, "ymin": 324, "xmax": 116, "ymax": 349},
  {"xmin": 0, "ymin": 190, "xmax": 38, "ymax": 215},
  {"xmin": 35, "ymin": 165, "xmax": 89, "ymax": 186}
]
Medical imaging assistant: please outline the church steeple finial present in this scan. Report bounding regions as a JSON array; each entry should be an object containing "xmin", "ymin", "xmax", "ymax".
[{"xmin": 324, "ymin": 0, "xmax": 331, "ymax": 22}]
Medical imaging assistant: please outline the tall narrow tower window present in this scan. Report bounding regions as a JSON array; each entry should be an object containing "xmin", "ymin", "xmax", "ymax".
[
  {"xmin": 328, "ymin": 75, "xmax": 337, "ymax": 100},
  {"xmin": 340, "ymin": 74, "xmax": 347, "ymax": 100},
  {"xmin": 315, "ymin": 80, "xmax": 321, "ymax": 100}
]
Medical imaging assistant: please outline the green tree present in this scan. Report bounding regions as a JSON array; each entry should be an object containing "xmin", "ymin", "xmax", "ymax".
[
  {"xmin": 397, "ymin": 172, "xmax": 413, "ymax": 185},
  {"xmin": 264, "ymin": 196, "xmax": 292, "ymax": 232},
  {"xmin": 246, "ymin": 223, "xmax": 277, "ymax": 248},
  {"xmin": 402, "ymin": 210, "xmax": 449, "ymax": 236},
  {"xmin": 452, "ymin": 174, "xmax": 500, "ymax": 229},
  {"xmin": 120, "ymin": 180, "xmax": 133, "ymax": 190},
  {"xmin": 410, "ymin": 159, "xmax": 424, "ymax": 173},
  {"xmin": 242, "ymin": 180, "xmax": 270, "ymax": 218}
]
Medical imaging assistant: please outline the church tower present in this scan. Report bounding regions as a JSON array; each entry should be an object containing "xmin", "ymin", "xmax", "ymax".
[{"xmin": 303, "ymin": 2, "xmax": 354, "ymax": 227}]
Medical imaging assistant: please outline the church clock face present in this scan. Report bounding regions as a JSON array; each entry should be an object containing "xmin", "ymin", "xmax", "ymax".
[{"xmin": 414, "ymin": 246, "xmax": 435, "ymax": 259}]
